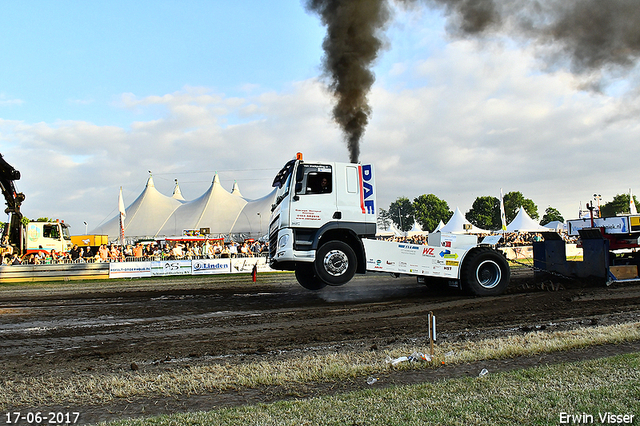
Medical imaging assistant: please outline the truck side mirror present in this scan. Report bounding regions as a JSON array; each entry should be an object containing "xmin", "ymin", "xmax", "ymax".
[{"xmin": 295, "ymin": 182, "xmax": 303, "ymax": 193}]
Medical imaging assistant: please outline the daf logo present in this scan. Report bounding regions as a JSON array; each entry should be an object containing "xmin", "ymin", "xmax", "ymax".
[{"xmin": 362, "ymin": 164, "xmax": 374, "ymax": 214}]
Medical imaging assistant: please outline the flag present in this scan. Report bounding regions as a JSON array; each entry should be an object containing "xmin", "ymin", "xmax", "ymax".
[
  {"xmin": 499, "ymin": 189, "xmax": 507, "ymax": 232},
  {"xmin": 631, "ymin": 189, "xmax": 637, "ymax": 215},
  {"xmin": 118, "ymin": 187, "xmax": 126, "ymax": 245}
]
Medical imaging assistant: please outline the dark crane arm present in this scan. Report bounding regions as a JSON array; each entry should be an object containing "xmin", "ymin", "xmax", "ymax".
[{"xmin": 0, "ymin": 154, "xmax": 25, "ymax": 253}]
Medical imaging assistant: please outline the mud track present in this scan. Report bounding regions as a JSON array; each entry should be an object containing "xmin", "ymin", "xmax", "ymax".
[{"xmin": 1, "ymin": 269, "xmax": 640, "ymax": 424}]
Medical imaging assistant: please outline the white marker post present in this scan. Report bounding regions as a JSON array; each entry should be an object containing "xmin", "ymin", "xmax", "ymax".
[{"xmin": 428, "ymin": 311, "xmax": 436, "ymax": 357}]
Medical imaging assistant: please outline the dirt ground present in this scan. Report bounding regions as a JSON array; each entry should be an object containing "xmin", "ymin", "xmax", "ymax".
[{"xmin": 1, "ymin": 269, "xmax": 640, "ymax": 425}]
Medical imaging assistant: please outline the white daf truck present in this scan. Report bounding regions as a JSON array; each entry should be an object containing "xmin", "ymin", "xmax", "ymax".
[{"xmin": 268, "ymin": 153, "xmax": 510, "ymax": 296}]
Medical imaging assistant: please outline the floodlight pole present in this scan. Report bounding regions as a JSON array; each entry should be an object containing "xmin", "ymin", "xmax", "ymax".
[{"xmin": 257, "ymin": 212, "xmax": 262, "ymax": 235}]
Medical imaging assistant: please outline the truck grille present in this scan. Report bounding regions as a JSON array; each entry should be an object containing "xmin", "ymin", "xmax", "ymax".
[
  {"xmin": 269, "ymin": 232, "xmax": 277, "ymax": 259},
  {"xmin": 268, "ymin": 214, "xmax": 279, "ymax": 260}
]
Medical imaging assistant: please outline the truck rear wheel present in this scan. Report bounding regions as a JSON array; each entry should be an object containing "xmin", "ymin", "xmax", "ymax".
[
  {"xmin": 460, "ymin": 248, "xmax": 510, "ymax": 296},
  {"xmin": 314, "ymin": 241, "xmax": 357, "ymax": 286},
  {"xmin": 295, "ymin": 264, "xmax": 326, "ymax": 290}
]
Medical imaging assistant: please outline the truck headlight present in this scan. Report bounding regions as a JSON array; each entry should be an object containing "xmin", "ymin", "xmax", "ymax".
[{"xmin": 278, "ymin": 234, "xmax": 289, "ymax": 249}]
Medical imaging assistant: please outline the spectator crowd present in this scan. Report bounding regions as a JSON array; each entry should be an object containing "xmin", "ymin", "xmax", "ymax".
[{"xmin": 1, "ymin": 238, "xmax": 269, "ymax": 266}]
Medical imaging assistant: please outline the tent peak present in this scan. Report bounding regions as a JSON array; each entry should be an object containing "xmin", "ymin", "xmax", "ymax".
[
  {"xmin": 172, "ymin": 179, "xmax": 186, "ymax": 201},
  {"xmin": 231, "ymin": 180, "xmax": 243, "ymax": 197}
]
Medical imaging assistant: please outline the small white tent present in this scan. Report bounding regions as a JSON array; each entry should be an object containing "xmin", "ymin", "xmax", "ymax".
[
  {"xmin": 376, "ymin": 221, "xmax": 403, "ymax": 237},
  {"xmin": 506, "ymin": 206, "xmax": 547, "ymax": 233},
  {"xmin": 543, "ymin": 220, "xmax": 566, "ymax": 232},
  {"xmin": 439, "ymin": 207, "xmax": 488, "ymax": 234},
  {"xmin": 407, "ymin": 221, "xmax": 429, "ymax": 237}
]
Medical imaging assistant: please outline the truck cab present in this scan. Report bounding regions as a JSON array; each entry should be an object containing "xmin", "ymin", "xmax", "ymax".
[
  {"xmin": 269, "ymin": 153, "xmax": 376, "ymax": 289},
  {"xmin": 26, "ymin": 221, "xmax": 73, "ymax": 254}
]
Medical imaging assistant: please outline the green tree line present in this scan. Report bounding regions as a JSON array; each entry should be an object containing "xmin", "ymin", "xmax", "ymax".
[{"xmin": 378, "ymin": 192, "xmax": 638, "ymax": 233}]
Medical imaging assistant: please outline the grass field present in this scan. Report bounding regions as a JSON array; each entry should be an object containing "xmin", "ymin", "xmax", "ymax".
[
  {"xmin": 100, "ymin": 352, "xmax": 639, "ymax": 426},
  {"xmin": 2, "ymin": 322, "xmax": 638, "ymax": 425},
  {"xmin": 3, "ymin": 322, "xmax": 638, "ymax": 412}
]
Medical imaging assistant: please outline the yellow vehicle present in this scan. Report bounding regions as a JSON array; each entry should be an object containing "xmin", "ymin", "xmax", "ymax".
[{"xmin": 71, "ymin": 234, "xmax": 109, "ymax": 248}]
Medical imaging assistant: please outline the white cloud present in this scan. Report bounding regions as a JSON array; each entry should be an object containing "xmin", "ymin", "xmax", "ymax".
[
  {"xmin": 0, "ymin": 95, "xmax": 24, "ymax": 106},
  {"xmin": 0, "ymin": 80, "xmax": 341, "ymax": 231},
  {"xmin": 1, "ymin": 37, "xmax": 638, "ymax": 234},
  {"xmin": 366, "ymin": 39, "xmax": 640, "ymax": 219},
  {"xmin": 67, "ymin": 98, "xmax": 94, "ymax": 105}
]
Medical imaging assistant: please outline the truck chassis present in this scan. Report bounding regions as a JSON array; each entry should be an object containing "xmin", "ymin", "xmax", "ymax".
[{"xmin": 284, "ymin": 231, "xmax": 510, "ymax": 296}]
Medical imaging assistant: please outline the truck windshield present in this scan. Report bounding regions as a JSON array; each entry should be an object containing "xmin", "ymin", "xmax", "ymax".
[
  {"xmin": 297, "ymin": 164, "xmax": 332, "ymax": 195},
  {"xmin": 271, "ymin": 159, "xmax": 296, "ymax": 210},
  {"xmin": 42, "ymin": 224, "xmax": 60, "ymax": 239},
  {"xmin": 61, "ymin": 225, "xmax": 71, "ymax": 240}
]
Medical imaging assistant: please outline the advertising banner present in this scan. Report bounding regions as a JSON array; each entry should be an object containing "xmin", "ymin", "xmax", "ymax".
[
  {"xmin": 107, "ymin": 257, "xmax": 274, "ymax": 279},
  {"xmin": 567, "ymin": 216, "xmax": 630, "ymax": 236},
  {"xmin": 151, "ymin": 260, "xmax": 192, "ymax": 276},
  {"xmin": 191, "ymin": 258, "xmax": 231, "ymax": 275},
  {"xmin": 109, "ymin": 261, "xmax": 152, "ymax": 278},
  {"xmin": 229, "ymin": 256, "xmax": 272, "ymax": 273}
]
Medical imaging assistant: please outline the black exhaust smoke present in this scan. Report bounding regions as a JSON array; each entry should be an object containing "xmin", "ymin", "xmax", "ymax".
[
  {"xmin": 306, "ymin": 0, "xmax": 640, "ymax": 162},
  {"xmin": 305, "ymin": 0, "xmax": 391, "ymax": 164},
  {"xmin": 422, "ymin": 0, "xmax": 640, "ymax": 78}
]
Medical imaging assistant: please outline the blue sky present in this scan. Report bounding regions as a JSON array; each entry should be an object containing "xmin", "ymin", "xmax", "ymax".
[
  {"xmin": 1, "ymin": 1, "xmax": 639, "ymax": 234},
  {"xmin": 1, "ymin": 1, "xmax": 325, "ymax": 125}
]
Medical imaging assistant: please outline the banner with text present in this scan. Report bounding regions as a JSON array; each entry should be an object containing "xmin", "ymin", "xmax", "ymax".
[
  {"xmin": 151, "ymin": 260, "xmax": 193, "ymax": 276},
  {"xmin": 192, "ymin": 258, "xmax": 232, "ymax": 275},
  {"xmin": 109, "ymin": 257, "xmax": 274, "ymax": 278},
  {"xmin": 109, "ymin": 261, "xmax": 152, "ymax": 278}
]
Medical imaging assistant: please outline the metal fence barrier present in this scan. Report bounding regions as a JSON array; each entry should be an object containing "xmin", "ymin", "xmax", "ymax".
[{"xmin": 0, "ymin": 262, "xmax": 110, "ymax": 283}]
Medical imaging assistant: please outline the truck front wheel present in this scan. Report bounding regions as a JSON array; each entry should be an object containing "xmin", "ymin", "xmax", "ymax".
[
  {"xmin": 460, "ymin": 248, "xmax": 510, "ymax": 296},
  {"xmin": 295, "ymin": 264, "xmax": 326, "ymax": 291},
  {"xmin": 314, "ymin": 241, "xmax": 357, "ymax": 286}
]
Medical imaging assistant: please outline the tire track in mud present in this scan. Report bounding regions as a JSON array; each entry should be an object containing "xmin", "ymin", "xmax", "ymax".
[{"xmin": 0, "ymin": 272, "xmax": 638, "ymax": 377}]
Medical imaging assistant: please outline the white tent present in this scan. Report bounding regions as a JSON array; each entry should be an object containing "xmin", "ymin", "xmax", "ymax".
[
  {"xmin": 543, "ymin": 220, "xmax": 566, "ymax": 232},
  {"xmin": 407, "ymin": 221, "xmax": 428, "ymax": 237},
  {"xmin": 506, "ymin": 206, "xmax": 547, "ymax": 233},
  {"xmin": 93, "ymin": 175, "xmax": 184, "ymax": 239},
  {"xmin": 230, "ymin": 189, "xmax": 277, "ymax": 238},
  {"xmin": 376, "ymin": 221, "xmax": 403, "ymax": 237},
  {"xmin": 158, "ymin": 174, "xmax": 248, "ymax": 237},
  {"xmin": 433, "ymin": 220, "xmax": 445, "ymax": 232},
  {"xmin": 439, "ymin": 207, "xmax": 488, "ymax": 234},
  {"xmin": 92, "ymin": 174, "xmax": 275, "ymax": 240}
]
